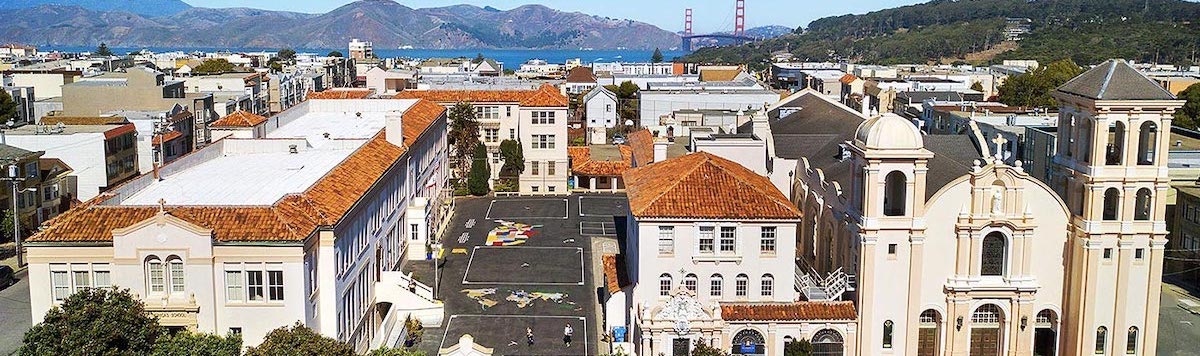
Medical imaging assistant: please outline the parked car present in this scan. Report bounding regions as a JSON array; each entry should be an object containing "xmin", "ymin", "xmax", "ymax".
[
  {"xmin": 613, "ymin": 135, "xmax": 626, "ymax": 144},
  {"xmin": 0, "ymin": 265, "xmax": 13, "ymax": 288}
]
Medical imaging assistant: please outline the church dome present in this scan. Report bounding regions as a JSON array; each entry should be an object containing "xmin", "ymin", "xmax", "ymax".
[{"xmin": 855, "ymin": 113, "xmax": 924, "ymax": 150}]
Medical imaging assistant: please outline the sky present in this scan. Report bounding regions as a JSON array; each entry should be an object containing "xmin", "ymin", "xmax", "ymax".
[{"xmin": 182, "ymin": 0, "xmax": 928, "ymax": 34}]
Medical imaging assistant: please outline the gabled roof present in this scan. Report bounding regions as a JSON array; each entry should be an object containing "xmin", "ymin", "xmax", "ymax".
[
  {"xmin": 582, "ymin": 85, "xmax": 617, "ymax": 103},
  {"xmin": 568, "ymin": 145, "xmax": 632, "ymax": 177},
  {"xmin": 839, "ymin": 74, "xmax": 860, "ymax": 85},
  {"xmin": 623, "ymin": 151, "xmax": 800, "ymax": 220},
  {"xmin": 721, "ymin": 302, "xmax": 857, "ymax": 321},
  {"xmin": 565, "ymin": 66, "xmax": 597, "ymax": 84},
  {"xmin": 151, "ymin": 130, "xmax": 183, "ymax": 145},
  {"xmin": 211, "ymin": 110, "xmax": 267, "ymax": 128},
  {"xmin": 1057, "ymin": 59, "xmax": 1176, "ymax": 101},
  {"xmin": 395, "ymin": 83, "xmax": 567, "ymax": 107},
  {"xmin": 308, "ymin": 89, "xmax": 374, "ymax": 100}
]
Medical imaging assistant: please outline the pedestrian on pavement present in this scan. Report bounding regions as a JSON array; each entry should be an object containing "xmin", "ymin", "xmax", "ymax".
[
  {"xmin": 563, "ymin": 323, "xmax": 574, "ymax": 347},
  {"xmin": 527, "ymin": 327, "xmax": 535, "ymax": 346}
]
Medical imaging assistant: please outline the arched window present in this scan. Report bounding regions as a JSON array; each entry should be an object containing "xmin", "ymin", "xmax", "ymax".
[
  {"xmin": 710, "ymin": 274, "xmax": 723, "ymax": 297},
  {"xmin": 732, "ymin": 329, "xmax": 766, "ymax": 349},
  {"xmin": 918, "ymin": 310, "xmax": 941, "ymax": 356},
  {"xmin": 1065, "ymin": 115, "xmax": 1076, "ymax": 158},
  {"xmin": 1096, "ymin": 326, "xmax": 1108, "ymax": 354},
  {"xmin": 683, "ymin": 273, "xmax": 698, "ymax": 293},
  {"xmin": 659, "ymin": 274, "xmax": 672, "ymax": 296},
  {"xmin": 1126, "ymin": 326, "xmax": 1138, "ymax": 354},
  {"xmin": 980, "ymin": 232, "xmax": 1007, "ymax": 276},
  {"xmin": 1103, "ymin": 188, "xmax": 1121, "ymax": 221},
  {"xmin": 1137, "ymin": 121, "xmax": 1158, "ymax": 165},
  {"xmin": 146, "ymin": 256, "xmax": 165, "ymax": 293},
  {"xmin": 167, "ymin": 255, "xmax": 185, "ymax": 293},
  {"xmin": 1107, "ymin": 121, "xmax": 1125, "ymax": 165},
  {"xmin": 1036, "ymin": 310, "xmax": 1057, "ymax": 327},
  {"xmin": 1135, "ymin": 188, "xmax": 1152, "ymax": 221},
  {"xmin": 972, "ymin": 304, "xmax": 1003, "ymax": 326},
  {"xmin": 735, "ymin": 274, "xmax": 749, "ymax": 297},
  {"xmin": 812, "ymin": 329, "xmax": 845, "ymax": 356},
  {"xmin": 883, "ymin": 320, "xmax": 894, "ymax": 348},
  {"xmin": 884, "ymin": 171, "xmax": 907, "ymax": 216},
  {"xmin": 1080, "ymin": 118, "xmax": 1093, "ymax": 163},
  {"xmin": 761, "ymin": 274, "xmax": 774, "ymax": 297}
]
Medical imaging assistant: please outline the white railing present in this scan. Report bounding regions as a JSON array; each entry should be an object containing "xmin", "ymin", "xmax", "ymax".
[{"xmin": 794, "ymin": 264, "xmax": 853, "ymax": 301}]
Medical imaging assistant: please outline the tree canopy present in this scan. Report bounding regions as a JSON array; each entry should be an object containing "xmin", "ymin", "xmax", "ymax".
[
  {"xmin": 691, "ymin": 339, "xmax": 729, "ymax": 356},
  {"xmin": 651, "ymin": 48, "xmax": 664, "ymax": 63},
  {"xmin": 277, "ymin": 48, "xmax": 297, "ymax": 63},
  {"xmin": 604, "ymin": 81, "xmax": 640, "ymax": 125},
  {"xmin": 20, "ymin": 288, "xmax": 162, "ymax": 355},
  {"xmin": 448, "ymin": 102, "xmax": 480, "ymax": 178},
  {"xmin": 150, "ymin": 331, "xmax": 242, "ymax": 356},
  {"xmin": 327, "ymin": 50, "xmax": 344, "ymax": 58},
  {"xmin": 1175, "ymin": 82, "xmax": 1200, "ymax": 130},
  {"xmin": 499, "ymin": 139, "xmax": 524, "ymax": 177},
  {"xmin": 996, "ymin": 58, "xmax": 1083, "ymax": 108},
  {"xmin": 245, "ymin": 322, "xmax": 354, "ymax": 356},
  {"xmin": 95, "ymin": 43, "xmax": 113, "ymax": 57},
  {"xmin": 0, "ymin": 90, "xmax": 18, "ymax": 123},
  {"xmin": 467, "ymin": 144, "xmax": 491, "ymax": 196},
  {"xmin": 193, "ymin": 59, "xmax": 236, "ymax": 74}
]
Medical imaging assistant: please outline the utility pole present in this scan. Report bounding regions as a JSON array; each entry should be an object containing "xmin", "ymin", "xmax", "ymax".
[{"xmin": 3, "ymin": 164, "xmax": 28, "ymax": 267}]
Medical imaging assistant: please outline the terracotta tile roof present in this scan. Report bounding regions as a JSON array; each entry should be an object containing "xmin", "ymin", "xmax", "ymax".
[
  {"xmin": 601, "ymin": 254, "xmax": 630, "ymax": 294},
  {"xmin": 402, "ymin": 100, "xmax": 448, "ymax": 147},
  {"xmin": 103, "ymin": 124, "xmax": 137, "ymax": 140},
  {"xmin": 721, "ymin": 302, "xmax": 857, "ymax": 321},
  {"xmin": 211, "ymin": 110, "xmax": 267, "ymax": 128},
  {"xmin": 394, "ymin": 83, "xmax": 567, "ymax": 107},
  {"xmin": 307, "ymin": 89, "xmax": 374, "ymax": 100},
  {"xmin": 151, "ymin": 130, "xmax": 184, "ymax": 145},
  {"xmin": 39, "ymin": 116, "xmax": 127, "ymax": 125},
  {"xmin": 28, "ymin": 103, "xmax": 447, "ymax": 244},
  {"xmin": 568, "ymin": 145, "xmax": 632, "ymax": 177},
  {"xmin": 565, "ymin": 66, "xmax": 597, "ymax": 84},
  {"xmin": 839, "ymin": 74, "xmax": 860, "ymax": 85},
  {"xmin": 623, "ymin": 152, "xmax": 800, "ymax": 220},
  {"xmin": 627, "ymin": 129, "xmax": 654, "ymax": 167}
]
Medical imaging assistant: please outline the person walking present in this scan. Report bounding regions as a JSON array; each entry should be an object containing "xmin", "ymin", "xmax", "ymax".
[
  {"xmin": 526, "ymin": 327, "xmax": 535, "ymax": 346},
  {"xmin": 563, "ymin": 323, "xmax": 574, "ymax": 347}
]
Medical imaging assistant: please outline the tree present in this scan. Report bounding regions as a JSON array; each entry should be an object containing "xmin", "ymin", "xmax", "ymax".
[
  {"xmin": 970, "ymin": 81, "xmax": 984, "ymax": 92},
  {"xmin": 498, "ymin": 139, "xmax": 524, "ymax": 177},
  {"xmin": 0, "ymin": 209, "xmax": 14, "ymax": 243},
  {"xmin": 651, "ymin": 48, "xmax": 664, "ymax": 63},
  {"xmin": 1174, "ymin": 82, "xmax": 1200, "ymax": 130},
  {"xmin": 367, "ymin": 348, "xmax": 427, "ymax": 356},
  {"xmin": 95, "ymin": 43, "xmax": 113, "ymax": 57},
  {"xmin": 605, "ymin": 81, "xmax": 641, "ymax": 126},
  {"xmin": 193, "ymin": 59, "xmax": 236, "ymax": 74},
  {"xmin": 245, "ymin": 322, "xmax": 354, "ymax": 356},
  {"xmin": 448, "ymin": 102, "xmax": 480, "ymax": 178},
  {"xmin": 277, "ymin": 48, "xmax": 297, "ymax": 63},
  {"xmin": 20, "ymin": 288, "xmax": 162, "ymax": 355},
  {"xmin": 784, "ymin": 338, "xmax": 814, "ymax": 356},
  {"xmin": 151, "ymin": 332, "xmax": 242, "ymax": 356},
  {"xmin": 473, "ymin": 53, "xmax": 485, "ymax": 64},
  {"xmin": 327, "ymin": 50, "xmax": 344, "ymax": 58},
  {"xmin": 0, "ymin": 90, "xmax": 18, "ymax": 123},
  {"xmin": 467, "ymin": 144, "xmax": 490, "ymax": 196},
  {"xmin": 997, "ymin": 58, "xmax": 1083, "ymax": 107},
  {"xmin": 691, "ymin": 339, "xmax": 729, "ymax": 356}
]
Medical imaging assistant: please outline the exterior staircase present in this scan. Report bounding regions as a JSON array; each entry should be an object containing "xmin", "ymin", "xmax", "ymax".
[{"xmin": 795, "ymin": 263, "xmax": 855, "ymax": 301}]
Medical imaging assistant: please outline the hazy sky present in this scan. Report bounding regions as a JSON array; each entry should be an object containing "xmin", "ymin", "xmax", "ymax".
[{"xmin": 182, "ymin": 0, "xmax": 928, "ymax": 34}]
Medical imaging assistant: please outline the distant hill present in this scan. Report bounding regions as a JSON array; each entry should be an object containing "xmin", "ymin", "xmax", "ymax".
[
  {"xmin": 0, "ymin": 0, "xmax": 190, "ymax": 17},
  {"xmin": 0, "ymin": 0, "xmax": 680, "ymax": 50},
  {"xmin": 682, "ymin": 0, "xmax": 1200, "ymax": 67}
]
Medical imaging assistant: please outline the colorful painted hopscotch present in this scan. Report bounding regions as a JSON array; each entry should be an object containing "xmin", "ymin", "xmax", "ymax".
[{"xmin": 485, "ymin": 220, "xmax": 542, "ymax": 246}]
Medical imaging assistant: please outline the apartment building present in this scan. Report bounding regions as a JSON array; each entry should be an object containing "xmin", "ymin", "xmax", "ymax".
[
  {"xmin": 4, "ymin": 121, "xmax": 138, "ymax": 201},
  {"xmin": 396, "ymin": 84, "xmax": 569, "ymax": 194},
  {"xmin": 60, "ymin": 67, "xmax": 217, "ymax": 148},
  {"xmin": 23, "ymin": 97, "xmax": 450, "ymax": 351}
]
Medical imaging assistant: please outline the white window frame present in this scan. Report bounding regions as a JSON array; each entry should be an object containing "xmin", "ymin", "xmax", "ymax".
[
  {"xmin": 760, "ymin": 226, "xmax": 776, "ymax": 254},
  {"xmin": 710, "ymin": 274, "xmax": 723, "ymax": 297},
  {"xmin": 658, "ymin": 226, "xmax": 675, "ymax": 255},
  {"xmin": 761, "ymin": 274, "xmax": 774, "ymax": 297},
  {"xmin": 719, "ymin": 226, "xmax": 737, "ymax": 253},
  {"xmin": 698, "ymin": 226, "xmax": 715, "ymax": 254}
]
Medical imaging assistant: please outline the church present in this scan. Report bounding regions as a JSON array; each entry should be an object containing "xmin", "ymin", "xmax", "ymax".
[{"xmin": 606, "ymin": 59, "xmax": 1182, "ymax": 356}]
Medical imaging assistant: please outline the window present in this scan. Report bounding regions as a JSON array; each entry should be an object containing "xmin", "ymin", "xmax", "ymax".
[
  {"xmin": 73, "ymin": 270, "xmax": 91, "ymax": 290},
  {"xmin": 268, "ymin": 270, "xmax": 285, "ymax": 301},
  {"xmin": 226, "ymin": 271, "xmax": 244, "ymax": 302},
  {"xmin": 93, "ymin": 269, "xmax": 111, "ymax": 288},
  {"xmin": 883, "ymin": 320, "xmax": 894, "ymax": 348},
  {"xmin": 509, "ymin": 128, "xmax": 515, "ymax": 139},
  {"xmin": 658, "ymin": 226, "xmax": 675, "ymax": 254},
  {"xmin": 483, "ymin": 128, "xmax": 499, "ymax": 143},
  {"xmin": 973, "ymin": 304, "xmax": 1003, "ymax": 325},
  {"xmin": 168, "ymin": 257, "xmax": 185, "ymax": 293},
  {"xmin": 760, "ymin": 274, "xmax": 774, "ymax": 297},
  {"xmin": 698, "ymin": 226, "xmax": 714, "ymax": 253},
  {"xmin": 735, "ymin": 274, "xmax": 748, "ymax": 297},
  {"xmin": 760, "ymin": 227, "xmax": 776, "ymax": 253},
  {"xmin": 51, "ymin": 270, "xmax": 69, "ymax": 301},
  {"xmin": 548, "ymin": 186, "xmax": 556, "ymax": 192},
  {"xmin": 531, "ymin": 161, "xmax": 540, "ymax": 175},
  {"xmin": 719, "ymin": 226, "xmax": 736, "ymax": 253},
  {"xmin": 1135, "ymin": 248, "xmax": 1145, "ymax": 260},
  {"xmin": 477, "ymin": 106, "xmax": 500, "ymax": 120},
  {"xmin": 710, "ymin": 274, "xmax": 723, "ymax": 297},
  {"xmin": 1135, "ymin": 188, "xmax": 1152, "ymax": 221},
  {"xmin": 1103, "ymin": 188, "xmax": 1120, "ymax": 221},
  {"xmin": 659, "ymin": 274, "xmax": 672, "ymax": 296},
  {"xmin": 532, "ymin": 111, "xmax": 556, "ymax": 125},
  {"xmin": 247, "ymin": 270, "xmax": 265, "ymax": 301},
  {"xmin": 888, "ymin": 243, "xmax": 898, "ymax": 255},
  {"xmin": 684, "ymin": 274, "xmax": 698, "ymax": 292},
  {"xmin": 532, "ymin": 186, "xmax": 539, "ymax": 192},
  {"xmin": 1096, "ymin": 326, "xmax": 1108, "ymax": 354},
  {"xmin": 147, "ymin": 257, "xmax": 165, "ymax": 293},
  {"xmin": 411, "ymin": 223, "xmax": 420, "ymax": 241},
  {"xmin": 1104, "ymin": 248, "xmax": 1114, "ymax": 259},
  {"xmin": 884, "ymin": 171, "xmax": 907, "ymax": 216},
  {"xmin": 1126, "ymin": 326, "xmax": 1138, "ymax": 354},
  {"xmin": 532, "ymin": 134, "xmax": 556, "ymax": 149},
  {"xmin": 1107, "ymin": 121, "xmax": 1125, "ymax": 165},
  {"xmin": 547, "ymin": 161, "xmax": 556, "ymax": 176},
  {"xmin": 1137, "ymin": 121, "xmax": 1158, "ymax": 165},
  {"xmin": 981, "ymin": 232, "xmax": 1006, "ymax": 276}
]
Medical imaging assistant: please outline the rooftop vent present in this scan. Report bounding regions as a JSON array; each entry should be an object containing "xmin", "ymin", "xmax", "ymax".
[
  {"xmin": 1176, "ymin": 140, "xmax": 1183, "ymax": 147},
  {"xmin": 288, "ymin": 144, "xmax": 298, "ymax": 154}
]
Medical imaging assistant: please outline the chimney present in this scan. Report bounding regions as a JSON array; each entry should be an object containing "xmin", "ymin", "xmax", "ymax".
[
  {"xmin": 750, "ymin": 110, "xmax": 770, "ymax": 140},
  {"xmin": 861, "ymin": 97, "xmax": 871, "ymax": 117},
  {"xmin": 385, "ymin": 110, "xmax": 404, "ymax": 147},
  {"xmin": 653, "ymin": 138, "xmax": 669, "ymax": 163}
]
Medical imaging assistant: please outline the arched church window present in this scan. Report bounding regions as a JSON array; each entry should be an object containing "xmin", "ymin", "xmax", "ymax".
[
  {"xmin": 1096, "ymin": 326, "xmax": 1108, "ymax": 354},
  {"xmin": 683, "ymin": 274, "xmax": 697, "ymax": 293},
  {"xmin": 1135, "ymin": 188, "xmax": 1152, "ymax": 221},
  {"xmin": 980, "ymin": 232, "xmax": 1007, "ymax": 276},
  {"xmin": 812, "ymin": 329, "xmax": 844, "ymax": 356},
  {"xmin": 1127, "ymin": 326, "xmax": 1139, "ymax": 354},
  {"xmin": 1137, "ymin": 121, "xmax": 1158, "ymax": 165},
  {"xmin": 1107, "ymin": 121, "xmax": 1125, "ymax": 165},
  {"xmin": 884, "ymin": 171, "xmax": 907, "ymax": 216},
  {"xmin": 1103, "ymin": 188, "xmax": 1121, "ymax": 221},
  {"xmin": 883, "ymin": 320, "xmax": 894, "ymax": 348},
  {"xmin": 659, "ymin": 274, "xmax": 672, "ymax": 296}
]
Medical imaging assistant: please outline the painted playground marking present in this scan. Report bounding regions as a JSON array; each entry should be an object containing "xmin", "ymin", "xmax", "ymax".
[
  {"xmin": 462, "ymin": 246, "xmax": 586, "ymax": 286},
  {"xmin": 440, "ymin": 314, "xmax": 590, "ymax": 356}
]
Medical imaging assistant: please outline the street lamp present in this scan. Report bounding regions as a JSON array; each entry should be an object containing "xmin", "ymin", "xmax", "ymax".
[{"xmin": 2, "ymin": 163, "xmax": 35, "ymax": 267}]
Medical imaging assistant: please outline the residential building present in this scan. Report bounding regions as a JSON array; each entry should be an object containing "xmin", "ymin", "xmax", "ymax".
[
  {"xmin": 0, "ymin": 145, "xmax": 51, "ymax": 237},
  {"xmin": 591, "ymin": 62, "xmax": 678, "ymax": 76},
  {"xmin": 417, "ymin": 58, "xmax": 502, "ymax": 77},
  {"xmin": 209, "ymin": 110, "xmax": 269, "ymax": 141},
  {"xmin": 365, "ymin": 68, "xmax": 418, "ymax": 95},
  {"xmin": 396, "ymin": 84, "xmax": 569, "ymax": 194},
  {"xmin": 267, "ymin": 71, "xmax": 311, "ymax": 114},
  {"xmin": 37, "ymin": 157, "xmax": 74, "ymax": 219},
  {"xmin": 3, "ymin": 121, "xmax": 138, "ymax": 201},
  {"xmin": 60, "ymin": 67, "xmax": 217, "ymax": 148},
  {"xmin": 567, "ymin": 145, "xmax": 630, "ymax": 192},
  {"xmin": 2, "ymin": 85, "xmax": 36, "ymax": 125},
  {"xmin": 583, "ymin": 86, "xmax": 619, "ymax": 129},
  {"xmin": 563, "ymin": 66, "xmax": 598, "ymax": 95},
  {"xmin": 103, "ymin": 108, "xmax": 197, "ymax": 173},
  {"xmin": 23, "ymin": 97, "xmax": 451, "ymax": 351},
  {"xmin": 1168, "ymin": 184, "xmax": 1200, "ymax": 287},
  {"xmin": 2, "ymin": 69, "xmax": 80, "ymax": 100},
  {"xmin": 514, "ymin": 59, "xmax": 563, "ymax": 79},
  {"xmin": 183, "ymin": 72, "xmax": 270, "ymax": 117},
  {"xmin": 348, "ymin": 39, "xmax": 373, "ymax": 60},
  {"xmin": 639, "ymin": 85, "xmax": 778, "ymax": 127}
]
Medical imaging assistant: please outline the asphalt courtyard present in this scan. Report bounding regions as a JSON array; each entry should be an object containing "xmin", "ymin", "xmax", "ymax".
[{"xmin": 422, "ymin": 195, "xmax": 625, "ymax": 355}]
